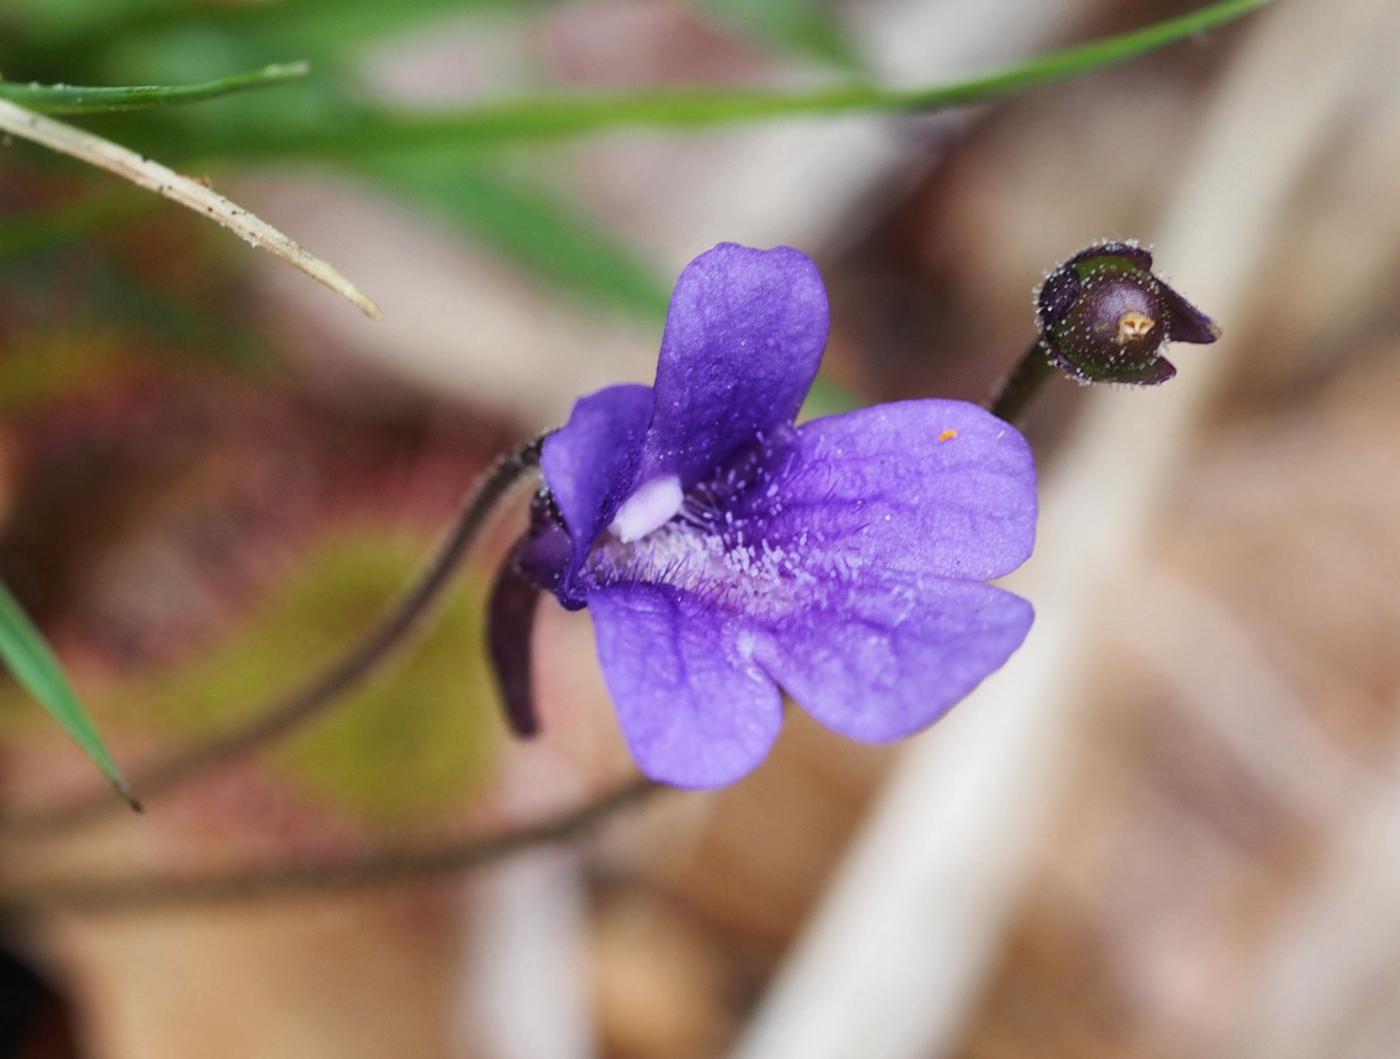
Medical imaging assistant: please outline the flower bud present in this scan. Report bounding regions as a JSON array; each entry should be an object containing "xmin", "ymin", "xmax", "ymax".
[{"xmin": 1035, "ymin": 241, "xmax": 1219, "ymax": 385}]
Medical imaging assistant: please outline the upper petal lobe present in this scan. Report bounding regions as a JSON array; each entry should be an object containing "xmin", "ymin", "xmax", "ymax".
[{"xmin": 641, "ymin": 243, "xmax": 829, "ymax": 488}]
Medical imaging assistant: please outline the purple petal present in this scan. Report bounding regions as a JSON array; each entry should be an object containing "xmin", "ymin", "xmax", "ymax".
[
  {"xmin": 1159, "ymin": 283, "xmax": 1221, "ymax": 345},
  {"xmin": 753, "ymin": 577, "xmax": 1033, "ymax": 742},
  {"xmin": 541, "ymin": 384, "xmax": 654, "ymax": 599},
  {"xmin": 588, "ymin": 583, "xmax": 783, "ymax": 788},
  {"xmin": 1036, "ymin": 268, "xmax": 1080, "ymax": 327},
  {"xmin": 640, "ymin": 243, "xmax": 829, "ymax": 488},
  {"xmin": 723, "ymin": 400, "xmax": 1037, "ymax": 584}
]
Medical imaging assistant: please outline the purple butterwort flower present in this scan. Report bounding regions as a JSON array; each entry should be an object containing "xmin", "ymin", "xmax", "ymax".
[
  {"xmin": 1036, "ymin": 241, "xmax": 1219, "ymax": 385},
  {"xmin": 509, "ymin": 243, "xmax": 1037, "ymax": 788}
]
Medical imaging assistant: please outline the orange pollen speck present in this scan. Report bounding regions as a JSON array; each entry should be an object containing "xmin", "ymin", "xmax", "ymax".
[
  {"xmin": 1116, "ymin": 311, "xmax": 1156, "ymax": 344},
  {"xmin": 937, "ymin": 429, "xmax": 959, "ymax": 442}
]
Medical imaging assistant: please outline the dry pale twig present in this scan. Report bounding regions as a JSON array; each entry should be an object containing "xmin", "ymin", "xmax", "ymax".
[{"xmin": 0, "ymin": 97, "xmax": 381, "ymax": 319}]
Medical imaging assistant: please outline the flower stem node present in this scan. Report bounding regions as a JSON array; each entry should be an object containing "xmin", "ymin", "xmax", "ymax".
[{"xmin": 1036, "ymin": 241, "xmax": 1219, "ymax": 385}]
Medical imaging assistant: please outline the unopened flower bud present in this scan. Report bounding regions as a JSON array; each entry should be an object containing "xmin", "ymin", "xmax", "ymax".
[{"xmin": 1036, "ymin": 241, "xmax": 1219, "ymax": 385}]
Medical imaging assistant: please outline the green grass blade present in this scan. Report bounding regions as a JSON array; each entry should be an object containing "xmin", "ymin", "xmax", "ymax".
[
  {"xmin": 0, "ymin": 579, "xmax": 137, "ymax": 808},
  {"xmin": 0, "ymin": 61, "xmax": 310, "ymax": 114},
  {"xmin": 224, "ymin": 0, "xmax": 1270, "ymax": 155}
]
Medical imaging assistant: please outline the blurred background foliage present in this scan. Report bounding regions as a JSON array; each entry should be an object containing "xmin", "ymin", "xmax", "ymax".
[
  {"xmin": 137, "ymin": 531, "xmax": 500, "ymax": 823},
  {"xmin": 9, "ymin": 3, "xmax": 1395, "ymax": 1059}
]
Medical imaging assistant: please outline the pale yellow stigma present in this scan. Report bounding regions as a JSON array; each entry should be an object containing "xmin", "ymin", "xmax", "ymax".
[
  {"xmin": 1116, "ymin": 311, "xmax": 1156, "ymax": 344},
  {"xmin": 937, "ymin": 429, "xmax": 959, "ymax": 442}
]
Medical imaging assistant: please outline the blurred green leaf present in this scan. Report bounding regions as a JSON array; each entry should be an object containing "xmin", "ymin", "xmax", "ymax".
[
  {"xmin": 13, "ymin": 0, "xmax": 854, "ymax": 83},
  {"xmin": 0, "ymin": 190, "xmax": 153, "ymax": 257},
  {"xmin": 0, "ymin": 579, "xmax": 135, "ymax": 807},
  {"xmin": 0, "ymin": 0, "xmax": 182, "ymax": 42},
  {"xmin": 87, "ymin": 261, "xmax": 273, "ymax": 368},
  {"xmin": 13, "ymin": 0, "xmax": 843, "ymax": 73},
  {"xmin": 0, "ymin": 61, "xmax": 309, "ymax": 114},
  {"xmin": 199, "ymin": 0, "xmax": 1273, "ymax": 155},
  {"xmin": 691, "ymin": 0, "xmax": 865, "ymax": 72},
  {"xmin": 133, "ymin": 530, "xmax": 499, "ymax": 824},
  {"xmin": 359, "ymin": 152, "xmax": 669, "ymax": 319},
  {"xmin": 197, "ymin": 0, "xmax": 550, "ymax": 58},
  {"xmin": 8, "ymin": 0, "xmax": 549, "ymax": 63}
]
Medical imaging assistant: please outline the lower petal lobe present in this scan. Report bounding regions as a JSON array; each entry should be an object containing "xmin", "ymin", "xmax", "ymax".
[
  {"xmin": 588, "ymin": 582, "xmax": 783, "ymax": 788},
  {"xmin": 753, "ymin": 577, "xmax": 1033, "ymax": 743}
]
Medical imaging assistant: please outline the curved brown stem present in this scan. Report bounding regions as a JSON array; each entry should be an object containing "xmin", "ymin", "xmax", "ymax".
[
  {"xmin": 1, "ymin": 434, "xmax": 548, "ymax": 840},
  {"xmin": 0, "ymin": 776, "xmax": 660, "ymax": 916}
]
